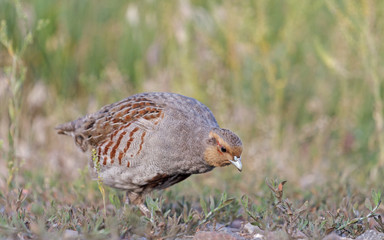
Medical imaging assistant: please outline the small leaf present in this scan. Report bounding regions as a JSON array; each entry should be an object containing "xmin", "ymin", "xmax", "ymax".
[
  {"xmin": 296, "ymin": 201, "xmax": 309, "ymax": 215},
  {"xmin": 377, "ymin": 215, "xmax": 383, "ymax": 225},
  {"xmin": 213, "ymin": 198, "xmax": 235, "ymax": 212},
  {"xmin": 349, "ymin": 218, "xmax": 359, "ymax": 224},
  {"xmin": 265, "ymin": 178, "xmax": 276, "ymax": 193},
  {"xmin": 209, "ymin": 196, "xmax": 215, "ymax": 211},
  {"xmin": 278, "ymin": 181, "xmax": 287, "ymax": 192},
  {"xmin": 372, "ymin": 190, "xmax": 382, "ymax": 207},
  {"xmin": 108, "ymin": 193, "xmax": 121, "ymax": 209},
  {"xmin": 220, "ymin": 192, "xmax": 227, "ymax": 204},
  {"xmin": 241, "ymin": 195, "xmax": 249, "ymax": 208},
  {"xmin": 164, "ymin": 209, "xmax": 171, "ymax": 218},
  {"xmin": 365, "ymin": 198, "xmax": 373, "ymax": 211},
  {"xmin": 200, "ymin": 198, "xmax": 208, "ymax": 217},
  {"xmin": 325, "ymin": 227, "xmax": 335, "ymax": 235},
  {"xmin": 221, "ymin": 198, "xmax": 235, "ymax": 208},
  {"xmin": 352, "ymin": 208, "xmax": 359, "ymax": 217}
]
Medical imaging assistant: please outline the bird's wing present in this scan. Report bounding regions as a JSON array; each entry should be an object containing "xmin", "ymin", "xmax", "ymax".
[
  {"xmin": 141, "ymin": 173, "xmax": 191, "ymax": 191},
  {"xmin": 56, "ymin": 94, "xmax": 165, "ymax": 154}
]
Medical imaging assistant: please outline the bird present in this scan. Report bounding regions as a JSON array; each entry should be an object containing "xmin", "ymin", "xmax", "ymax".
[{"xmin": 56, "ymin": 92, "xmax": 243, "ymax": 216}]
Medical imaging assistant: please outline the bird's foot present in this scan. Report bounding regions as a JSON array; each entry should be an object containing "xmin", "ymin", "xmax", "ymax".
[
  {"xmin": 126, "ymin": 191, "xmax": 151, "ymax": 218},
  {"xmin": 138, "ymin": 203, "xmax": 151, "ymax": 218}
]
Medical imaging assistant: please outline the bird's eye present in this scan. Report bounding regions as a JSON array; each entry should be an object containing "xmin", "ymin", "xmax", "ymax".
[{"xmin": 221, "ymin": 146, "xmax": 227, "ymax": 152}]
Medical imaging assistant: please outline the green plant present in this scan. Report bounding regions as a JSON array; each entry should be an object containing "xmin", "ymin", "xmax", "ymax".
[
  {"xmin": 0, "ymin": 0, "xmax": 49, "ymax": 189},
  {"xmin": 92, "ymin": 148, "xmax": 106, "ymax": 217},
  {"xmin": 266, "ymin": 179, "xmax": 309, "ymax": 239},
  {"xmin": 240, "ymin": 195, "xmax": 266, "ymax": 229},
  {"xmin": 141, "ymin": 195, "xmax": 200, "ymax": 239},
  {"xmin": 325, "ymin": 190, "xmax": 382, "ymax": 237},
  {"xmin": 199, "ymin": 192, "xmax": 235, "ymax": 226},
  {"xmin": 0, "ymin": 20, "xmax": 30, "ymax": 188},
  {"xmin": 1, "ymin": 0, "xmax": 384, "ymax": 239}
]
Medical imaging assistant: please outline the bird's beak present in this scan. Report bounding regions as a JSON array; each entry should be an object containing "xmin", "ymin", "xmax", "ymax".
[{"xmin": 229, "ymin": 156, "xmax": 242, "ymax": 172}]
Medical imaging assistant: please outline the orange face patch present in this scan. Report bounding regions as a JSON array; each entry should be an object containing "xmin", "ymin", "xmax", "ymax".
[{"xmin": 204, "ymin": 131, "xmax": 243, "ymax": 167}]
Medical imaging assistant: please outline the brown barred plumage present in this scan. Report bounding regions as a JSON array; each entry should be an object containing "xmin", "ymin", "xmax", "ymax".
[{"xmin": 56, "ymin": 92, "xmax": 243, "ymax": 216}]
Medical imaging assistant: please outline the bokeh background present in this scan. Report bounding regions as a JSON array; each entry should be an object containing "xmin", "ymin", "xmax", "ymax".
[{"xmin": 1, "ymin": 0, "xmax": 384, "ymax": 238}]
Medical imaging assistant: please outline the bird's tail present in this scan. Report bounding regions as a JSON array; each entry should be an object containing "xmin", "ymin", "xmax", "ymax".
[
  {"xmin": 55, "ymin": 118, "xmax": 89, "ymax": 152},
  {"xmin": 55, "ymin": 120, "xmax": 77, "ymax": 136}
]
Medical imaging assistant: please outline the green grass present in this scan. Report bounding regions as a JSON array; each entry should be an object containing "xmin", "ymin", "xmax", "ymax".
[{"xmin": 1, "ymin": 0, "xmax": 384, "ymax": 239}]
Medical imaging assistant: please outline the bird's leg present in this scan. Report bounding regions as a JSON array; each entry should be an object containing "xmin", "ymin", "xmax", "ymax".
[
  {"xmin": 138, "ymin": 203, "xmax": 151, "ymax": 218},
  {"xmin": 126, "ymin": 192, "xmax": 150, "ymax": 218}
]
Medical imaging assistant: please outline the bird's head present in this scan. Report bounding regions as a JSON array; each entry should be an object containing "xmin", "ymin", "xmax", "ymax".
[{"xmin": 204, "ymin": 128, "xmax": 243, "ymax": 171}]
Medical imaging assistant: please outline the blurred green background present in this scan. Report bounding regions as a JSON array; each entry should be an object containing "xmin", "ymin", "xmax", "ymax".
[
  {"xmin": 1, "ymin": 0, "xmax": 384, "ymax": 238},
  {"xmin": 1, "ymin": 0, "xmax": 384, "ymax": 202}
]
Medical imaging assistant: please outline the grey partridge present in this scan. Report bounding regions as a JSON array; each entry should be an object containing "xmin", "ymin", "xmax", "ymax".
[{"xmin": 56, "ymin": 92, "xmax": 243, "ymax": 215}]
